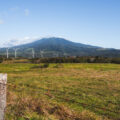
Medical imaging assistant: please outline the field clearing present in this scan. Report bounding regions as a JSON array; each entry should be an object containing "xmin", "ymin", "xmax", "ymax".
[{"xmin": 0, "ymin": 63, "xmax": 120, "ymax": 120}]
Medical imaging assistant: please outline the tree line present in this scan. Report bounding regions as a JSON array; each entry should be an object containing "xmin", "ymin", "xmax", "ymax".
[
  {"xmin": 0, "ymin": 56, "xmax": 120, "ymax": 64},
  {"xmin": 29, "ymin": 56, "xmax": 120, "ymax": 64}
]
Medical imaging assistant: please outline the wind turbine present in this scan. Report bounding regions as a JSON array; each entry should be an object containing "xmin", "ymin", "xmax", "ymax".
[
  {"xmin": 55, "ymin": 52, "xmax": 59, "ymax": 57},
  {"xmin": 63, "ymin": 53, "xmax": 68, "ymax": 57},
  {"xmin": 14, "ymin": 48, "xmax": 19, "ymax": 58},
  {"xmin": 40, "ymin": 50, "xmax": 44, "ymax": 58}
]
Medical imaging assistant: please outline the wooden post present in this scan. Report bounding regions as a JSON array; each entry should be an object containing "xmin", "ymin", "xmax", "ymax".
[{"xmin": 0, "ymin": 74, "xmax": 7, "ymax": 120}]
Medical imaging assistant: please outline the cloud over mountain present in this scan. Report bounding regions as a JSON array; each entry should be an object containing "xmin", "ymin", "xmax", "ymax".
[{"xmin": 0, "ymin": 37, "xmax": 38, "ymax": 48}]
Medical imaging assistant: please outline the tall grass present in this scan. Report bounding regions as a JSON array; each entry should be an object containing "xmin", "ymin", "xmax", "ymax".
[{"xmin": 0, "ymin": 62, "xmax": 119, "ymax": 119}]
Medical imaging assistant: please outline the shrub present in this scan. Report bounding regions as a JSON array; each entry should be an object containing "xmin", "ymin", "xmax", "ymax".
[{"xmin": 0, "ymin": 57, "xmax": 3, "ymax": 63}]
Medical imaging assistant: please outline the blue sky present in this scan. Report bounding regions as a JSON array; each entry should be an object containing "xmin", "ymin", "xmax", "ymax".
[{"xmin": 0, "ymin": 0, "xmax": 120, "ymax": 48}]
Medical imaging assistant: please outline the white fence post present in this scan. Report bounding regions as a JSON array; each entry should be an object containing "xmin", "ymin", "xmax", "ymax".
[{"xmin": 0, "ymin": 74, "xmax": 7, "ymax": 120}]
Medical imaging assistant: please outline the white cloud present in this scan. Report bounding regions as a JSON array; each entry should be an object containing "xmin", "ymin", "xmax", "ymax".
[
  {"xmin": 10, "ymin": 6, "xmax": 19, "ymax": 11},
  {"xmin": 0, "ymin": 19, "xmax": 4, "ymax": 24},
  {"xmin": 9, "ymin": 36, "xmax": 36, "ymax": 45},
  {"xmin": 1, "ymin": 36, "xmax": 39, "ymax": 48},
  {"xmin": 24, "ymin": 9, "xmax": 30, "ymax": 16}
]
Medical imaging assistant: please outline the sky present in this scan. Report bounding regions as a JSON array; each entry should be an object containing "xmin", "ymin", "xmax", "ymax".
[{"xmin": 0, "ymin": 0, "xmax": 120, "ymax": 48}]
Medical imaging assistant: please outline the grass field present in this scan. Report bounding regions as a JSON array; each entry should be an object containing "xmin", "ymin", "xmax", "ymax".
[{"xmin": 0, "ymin": 62, "xmax": 120, "ymax": 120}]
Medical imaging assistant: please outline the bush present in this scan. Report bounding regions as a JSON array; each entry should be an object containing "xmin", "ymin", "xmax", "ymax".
[
  {"xmin": 32, "ymin": 63, "xmax": 49, "ymax": 69},
  {"xmin": 0, "ymin": 57, "xmax": 3, "ymax": 63},
  {"xmin": 42, "ymin": 63, "xmax": 49, "ymax": 68}
]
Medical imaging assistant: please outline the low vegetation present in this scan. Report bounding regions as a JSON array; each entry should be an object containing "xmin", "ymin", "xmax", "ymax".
[{"xmin": 0, "ymin": 61, "xmax": 119, "ymax": 119}]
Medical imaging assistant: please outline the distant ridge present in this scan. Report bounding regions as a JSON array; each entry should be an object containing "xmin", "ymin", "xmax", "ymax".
[{"xmin": 0, "ymin": 37, "xmax": 120, "ymax": 57}]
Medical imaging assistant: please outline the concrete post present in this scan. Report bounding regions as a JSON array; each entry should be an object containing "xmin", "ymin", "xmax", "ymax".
[{"xmin": 0, "ymin": 74, "xmax": 7, "ymax": 120}]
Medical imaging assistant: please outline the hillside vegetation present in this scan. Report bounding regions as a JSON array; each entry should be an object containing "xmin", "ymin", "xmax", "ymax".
[
  {"xmin": 0, "ymin": 62, "xmax": 119, "ymax": 120},
  {"xmin": 1, "ymin": 37, "xmax": 120, "ymax": 58}
]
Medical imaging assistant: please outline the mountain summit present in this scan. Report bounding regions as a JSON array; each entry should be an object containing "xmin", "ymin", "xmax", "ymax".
[{"xmin": 16, "ymin": 37, "xmax": 99, "ymax": 49}]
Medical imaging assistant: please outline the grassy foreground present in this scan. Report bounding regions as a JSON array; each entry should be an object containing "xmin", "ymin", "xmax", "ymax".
[{"xmin": 0, "ymin": 62, "xmax": 120, "ymax": 120}]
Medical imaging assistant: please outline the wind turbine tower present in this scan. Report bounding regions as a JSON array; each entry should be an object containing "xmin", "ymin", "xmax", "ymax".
[
  {"xmin": 40, "ymin": 50, "xmax": 44, "ymax": 58},
  {"xmin": 32, "ymin": 48, "xmax": 35, "ymax": 58},
  {"xmin": 14, "ymin": 48, "xmax": 19, "ymax": 58},
  {"xmin": 6, "ymin": 48, "xmax": 9, "ymax": 59}
]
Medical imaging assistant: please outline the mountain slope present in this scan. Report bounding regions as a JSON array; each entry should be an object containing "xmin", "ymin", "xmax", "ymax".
[{"xmin": 1, "ymin": 37, "xmax": 120, "ymax": 58}]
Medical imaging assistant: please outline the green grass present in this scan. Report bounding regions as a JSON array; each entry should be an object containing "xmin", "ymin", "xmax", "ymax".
[{"xmin": 1, "ymin": 63, "xmax": 120, "ymax": 120}]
